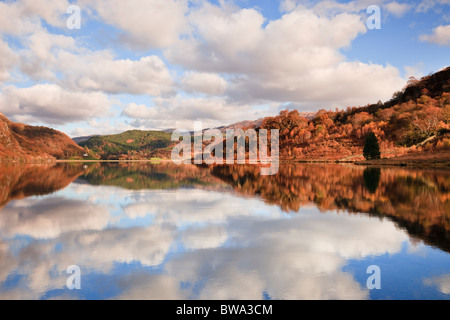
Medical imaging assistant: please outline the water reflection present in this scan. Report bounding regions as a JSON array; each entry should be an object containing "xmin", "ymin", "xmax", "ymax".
[
  {"xmin": 0, "ymin": 163, "xmax": 84, "ymax": 209},
  {"xmin": 0, "ymin": 162, "xmax": 448, "ymax": 300},
  {"xmin": 211, "ymin": 164, "xmax": 450, "ymax": 252},
  {"xmin": 363, "ymin": 168, "xmax": 381, "ymax": 194}
]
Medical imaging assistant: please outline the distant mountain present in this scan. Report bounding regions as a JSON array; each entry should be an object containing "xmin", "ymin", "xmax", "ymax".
[
  {"xmin": 209, "ymin": 114, "xmax": 315, "ymax": 133},
  {"xmin": 214, "ymin": 119, "xmax": 264, "ymax": 133},
  {"xmin": 77, "ymin": 119, "xmax": 272, "ymax": 160},
  {"xmin": 79, "ymin": 130, "xmax": 175, "ymax": 160},
  {"xmin": 72, "ymin": 135, "xmax": 99, "ymax": 144},
  {"xmin": 160, "ymin": 118, "xmax": 269, "ymax": 135},
  {"xmin": 0, "ymin": 113, "xmax": 86, "ymax": 162}
]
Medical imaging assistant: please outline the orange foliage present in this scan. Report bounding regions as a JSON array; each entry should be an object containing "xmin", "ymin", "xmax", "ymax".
[{"xmin": 260, "ymin": 91, "xmax": 450, "ymax": 161}]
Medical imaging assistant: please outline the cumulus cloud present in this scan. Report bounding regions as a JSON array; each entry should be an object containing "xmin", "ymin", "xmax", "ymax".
[
  {"xmin": 122, "ymin": 96, "xmax": 277, "ymax": 130},
  {"xmin": 0, "ymin": 84, "xmax": 111, "ymax": 125},
  {"xmin": 424, "ymin": 274, "xmax": 450, "ymax": 294},
  {"xmin": 420, "ymin": 24, "xmax": 450, "ymax": 46},
  {"xmin": 19, "ymin": 31, "xmax": 77, "ymax": 81},
  {"xmin": 0, "ymin": 0, "xmax": 419, "ymax": 129},
  {"xmin": 16, "ymin": 31, "xmax": 175, "ymax": 96},
  {"xmin": 0, "ymin": 0, "xmax": 70, "ymax": 36},
  {"xmin": 416, "ymin": 0, "xmax": 450, "ymax": 13},
  {"xmin": 68, "ymin": 120, "xmax": 138, "ymax": 138},
  {"xmin": 385, "ymin": 2, "xmax": 412, "ymax": 17},
  {"xmin": 181, "ymin": 72, "xmax": 227, "ymax": 96},
  {"xmin": 0, "ymin": 2, "xmax": 176, "ymax": 101},
  {"xmin": 79, "ymin": 0, "xmax": 189, "ymax": 49},
  {"xmin": 0, "ymin": 37, "xmax": 17, "ymax": 83},
  {"xmin": 166, "ymin": 4, "xmax": 405, "ymax": 109},
  {"xmin": 73, "ymin": 55, "xmax": 175, "ymax": 96}
]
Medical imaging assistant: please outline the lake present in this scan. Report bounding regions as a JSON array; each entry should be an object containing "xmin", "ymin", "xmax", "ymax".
[{"xmin": 0, "ymin": 162, "xmax": 449, "ymax": 300}]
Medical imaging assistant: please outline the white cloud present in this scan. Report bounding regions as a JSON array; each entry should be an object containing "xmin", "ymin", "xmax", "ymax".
[
  {"xmin": 16, "ymin": 31, "xmax": 174, "ymax": 96},
  {"xmin": 0, "ymin": 3, "xmax": 175, "ymax": 97},
  {"xmin": 181, "ymin": 72, "xmax": 227, "ymax": 96},
  {"xmin": 80, "ymin": 0, "xmax": 189, "ymax": 49},
  {"xmin": 189, "ymin": 5, "xmax": 265, "ymax": 59},
  {"xmin": 122, "ymin": 96, "xmax": 276, "ymax": 130},
  {"xmin": 424, "ymin": 274, "xmax": 450, "ymax": 294},
  {"xmin": 0, "ymin": 0, "xmax": 420, "ymax": 129},
  {"xmin": 68, "ymin": 120, "xmax": 138, "ymax": 138},
  {"xmin": 0, "ymin": 0, "xmax": 70, "ymax": 36},
  {"xmin": 385, "ymin": 2, "xmax": 412, "ymax": 17},
  {"xmin": 19, "ymin": 31, "xmax": 77, "ymax": 81},
  {"xmin": 420, "ymin": 24, "xmax": 450, "ymax": 46},
  {"xmin": 417, "ymin": 0, "xmax": 450, "ymax": 13},
  {"xmin": 0, "ymin": 84, "xmax": 112, "ymax": 125},
  {"xmin": 73, "ymin": 56, "xmax": 175, "ymax": 96},
  {"xmin": 0, "ymin": 37, "xmax": 17, "ymax": 84},
  {"xmin": 404, "ymin": 63, "xmax": 425, "ymax": 79},
  {"xmin": 280, "ymin": 0, "xmax": 386, "ymax": 16},
  {"xmin": 20, "ymin": 0, "xmax": 70, "ymax": 28},
  {"xmin": 166, "ymin": 4, "xmax": 405, "ymax": 109}
]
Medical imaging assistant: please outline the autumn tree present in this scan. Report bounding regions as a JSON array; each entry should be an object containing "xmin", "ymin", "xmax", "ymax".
[
  {"xmin": 412, "ymin": 105, "xmax": 443, "ymax": 138},
  {"xmin": 363, "ymin": 132, "xmax": 381, "ymax": 160}
]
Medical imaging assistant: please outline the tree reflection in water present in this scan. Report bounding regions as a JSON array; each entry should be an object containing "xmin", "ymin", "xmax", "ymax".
[{"xmin": 0, "ymin": 162, "xmax": 449, "ymax": 252}]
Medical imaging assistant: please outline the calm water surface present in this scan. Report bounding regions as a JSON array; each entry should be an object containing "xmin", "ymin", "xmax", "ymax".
[{"xmin": 0, "ymin": 162, "xmax": 449, "ymax": 300}]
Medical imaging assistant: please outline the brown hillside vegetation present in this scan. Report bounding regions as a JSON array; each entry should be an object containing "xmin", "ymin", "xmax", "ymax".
[
  {"xmin": 0, "ymin": 113, "xmax": 85, "ymax": 162},
  {"xmin": 259, "ymin": 67, "xmax": 450, "ymax": 162}
]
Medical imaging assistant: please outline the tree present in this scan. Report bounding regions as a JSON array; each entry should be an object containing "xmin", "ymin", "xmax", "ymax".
[
  {"xmin": 363, "ymin": 132, "xmax": 381, "ymax": 160},
  {"xmin": 411, "ymin": 105, "xmax": 443, "ymax": 138}
]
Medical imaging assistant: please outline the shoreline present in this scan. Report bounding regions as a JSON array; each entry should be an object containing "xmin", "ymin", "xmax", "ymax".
[
  {"xmin": 54, "ymin": 158, "xmax": 450, "ymax": 168},
  {"xmin": 2, "ymin": 153, "xmax": 448, "ymax": 169}
]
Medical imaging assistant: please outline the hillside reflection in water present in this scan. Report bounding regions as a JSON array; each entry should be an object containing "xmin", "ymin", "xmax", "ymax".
[{"xmin": 0, "ymin": 162, "xmax": 448, "ymax": 300}]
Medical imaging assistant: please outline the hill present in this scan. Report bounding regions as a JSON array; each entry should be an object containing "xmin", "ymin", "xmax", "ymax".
[
  {"xmin": 79, "ymin": 130, "xmax": 175, "ymax": 160},
  {"xmin": 259, "ymin": 66, "xmax": 450, "ymax": 161},
  {"xmin": 0, "ymin": 113, "xmax": 86, "ymax": 162}
]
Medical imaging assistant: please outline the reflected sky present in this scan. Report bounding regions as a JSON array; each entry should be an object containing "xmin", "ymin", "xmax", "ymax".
[{"xmin": 0, "ymin": 163, "xmax": 449, "ymax": 300}]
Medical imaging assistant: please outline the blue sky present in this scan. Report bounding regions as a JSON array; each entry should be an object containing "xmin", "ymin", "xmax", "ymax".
[{"xmin": 0, "ymin": 0, "xmax": 449, "ymax": 137}]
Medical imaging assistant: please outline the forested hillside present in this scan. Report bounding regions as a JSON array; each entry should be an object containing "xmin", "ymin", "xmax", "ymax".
[
  {"xmin": 80, "ymin": 130, "xmax": 174, "ymax": 160},
  {"xmin": 0, "ymin": 113, "xmax": 86, "ymax": 162},
  {"xmin": 260, "ymin": 67, "xmax": 450, "ymax": 161}
]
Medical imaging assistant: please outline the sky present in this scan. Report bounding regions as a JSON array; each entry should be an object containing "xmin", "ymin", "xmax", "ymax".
[{"xmin": 0, "ymin": 0, "xmax": 449, "ymax": 137}]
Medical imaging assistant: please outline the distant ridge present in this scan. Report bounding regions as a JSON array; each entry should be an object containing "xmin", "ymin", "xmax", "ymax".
[
  {"xmin": 79, "ymin": 130, "xmax": 175, "ymax": 160},
  {"xmin": 72, "ymin": 135, "xmax": 99, "ymax": 144}
]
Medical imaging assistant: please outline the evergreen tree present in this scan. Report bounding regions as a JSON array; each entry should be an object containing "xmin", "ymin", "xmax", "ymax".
[{"xmin": 363, "ymin": 132, "xmax": 381, "ymax": 160}]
